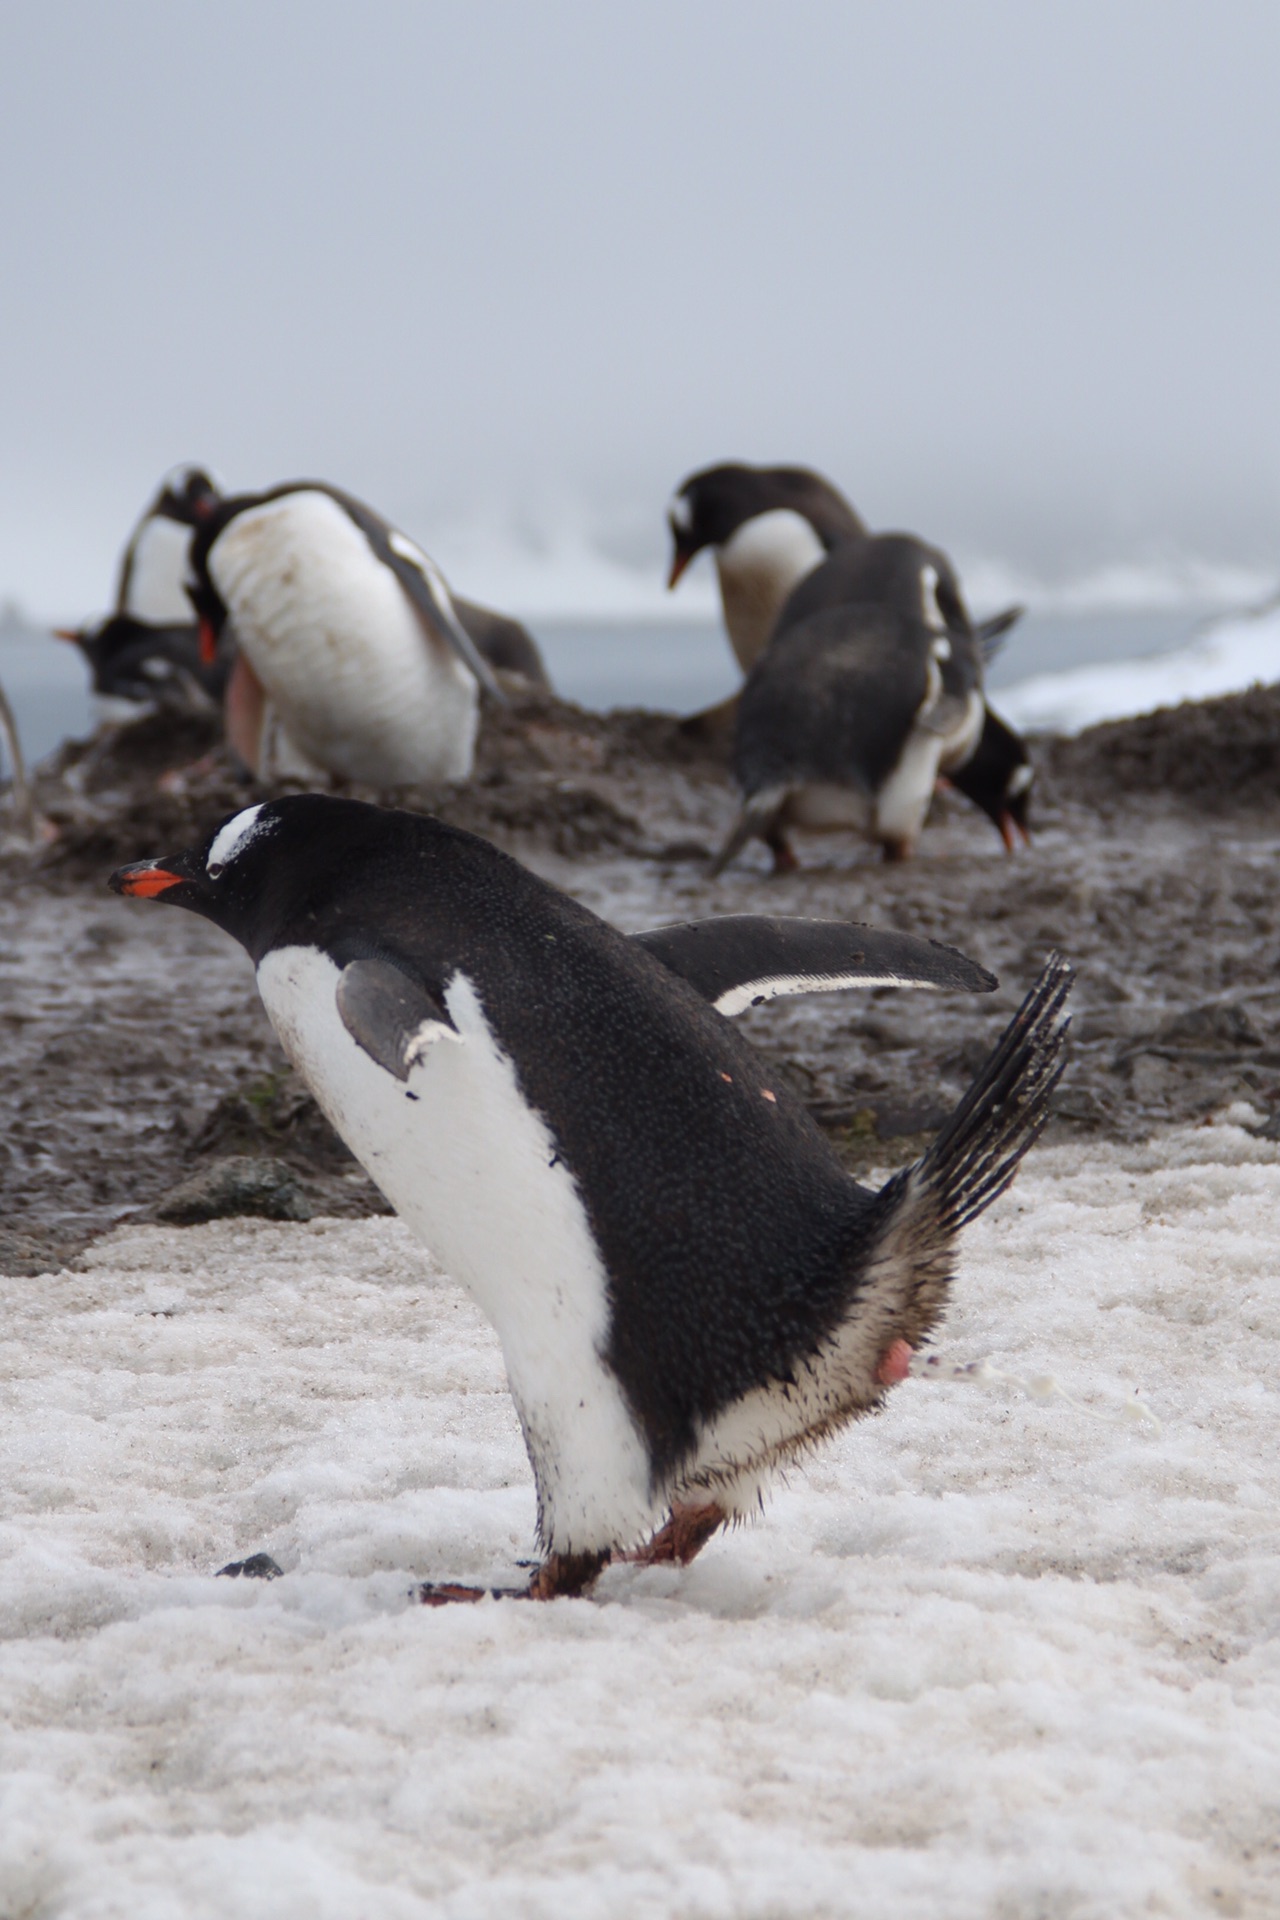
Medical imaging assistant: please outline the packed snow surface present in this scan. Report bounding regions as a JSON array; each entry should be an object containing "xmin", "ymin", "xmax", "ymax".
[
  {"xmin": 4, "ymin": 1120, "xmax": 1280, "ymax": 1915},
  {"xmin": 999, "ymin": 606, "xmax": 1280, "ymax": 735}
]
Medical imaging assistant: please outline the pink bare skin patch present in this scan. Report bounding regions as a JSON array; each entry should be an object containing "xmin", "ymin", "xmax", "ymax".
[{"xmin": 874, "ymin": 1338, "xmax": 914, "ymax": 1387}]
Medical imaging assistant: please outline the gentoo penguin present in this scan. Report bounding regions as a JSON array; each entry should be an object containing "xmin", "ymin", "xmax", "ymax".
[
  {"xmin": 943, "ymin": 706, "xmax": 1034, "ymax": 851},
  {"xmin": 111, "ymin": 794, "xmax": 1071, "ymax": 1601},
  {"xmin": 668, "ymin": 461, "xmax": 1033, "ymax": 847},
  {"xmin": 668, "ymin": 462, "xmax": 868, "ymax": 673},
  {"xmin": 712, "ymin": 534, "xmax": 987, "ymax": 873},
  {"xmin": 56, "ymin": 466, "xmax": 227, "ymax": 709},
  {"xmin": 187, "ymin": 482, "xmax": 506, "ymax": 787}
]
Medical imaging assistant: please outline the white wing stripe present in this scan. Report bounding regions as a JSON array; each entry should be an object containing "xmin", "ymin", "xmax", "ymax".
[{"xmin": 714, "ymin": 971, "xmax": 944, "ymax": 1017}]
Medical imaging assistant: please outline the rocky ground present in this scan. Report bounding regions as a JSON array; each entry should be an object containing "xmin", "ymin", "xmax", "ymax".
[{"xmin": 3, "ymin": 680, "xmax": 1280, "ymax": 1273}]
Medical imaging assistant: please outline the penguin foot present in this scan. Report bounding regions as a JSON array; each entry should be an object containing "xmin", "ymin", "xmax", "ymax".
[
  {"xmin": 767, "ymin": 838, "xmax": 799, "ymax": 875},
  {"xmin": 620, "ymin": 1501, "xmax": 727, "ymax": 1568},
  {"xmin": 881, "ymin": 837, "xmax": 915, "ymax": 863},
  {"xmin": 415, "ymin": 1548, "xmax": 610, "ymax": 1607}
]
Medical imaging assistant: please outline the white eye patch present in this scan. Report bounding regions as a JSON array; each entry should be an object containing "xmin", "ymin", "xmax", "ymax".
[
  {"xmin": 1006, "ymin": 764, "xmax": 1034, "ymax": 798},
  {"xmin": 668, "ymin": 491, "xmax": 694, "ymax": 534},
  {"xmin": 920, "ymin": 565, "xmax": 948, "ymax": 634},
  {"xmin": 207, "ymin": 803, "xmax": 271, "ymax": 876}
]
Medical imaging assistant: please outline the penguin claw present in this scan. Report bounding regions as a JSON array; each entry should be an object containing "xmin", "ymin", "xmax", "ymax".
[
  {"xmin": 415, "ymin": 1581, "xmax": 492, "ymax": 1607},
  {"xmin": 415, "ymin": 1548, "xmax": 611, "ymax": 1607}
]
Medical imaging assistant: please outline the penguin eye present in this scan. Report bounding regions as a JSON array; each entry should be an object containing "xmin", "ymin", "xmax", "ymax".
[{"xmin": 207, "ymin": 862, "xmax": 225, "ymax": 880}]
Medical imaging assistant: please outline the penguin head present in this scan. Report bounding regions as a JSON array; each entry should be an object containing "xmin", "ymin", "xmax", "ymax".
[
  {"xmin": 947, "ymin": 707, "xmax": 1034, "ymax": 849},
  {"xmin": 151, "ymin": 465, "xmax": 222, "ymax": 526},
  {"xmin": 108, "ymin": 794, "xmax": 430, "ymax": 959},
  {"xmin": 106, "ymin": 794, "xmax": 335, "ymax": 960},
  {"xmin": 56, "ymin": 613, "xmax": 176, "ymax": 700},
  {"xmin": 667, "ymin": 463, "xmax": 865, "ymax": 587}
]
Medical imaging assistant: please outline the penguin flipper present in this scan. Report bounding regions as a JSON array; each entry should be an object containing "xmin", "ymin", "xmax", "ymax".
[
  {"xmin": 974, "ymin": 603, "xmax": 1024, "ymax": 661},
  {"xmin": 319, "ymin": 485, "xmax": 505, "ymax": 702},
  {"xmin": 632, "ymin": 917, "xmax": 997, "ymax": 1015},
  {"xmin": 336, "ymin": 959, "xmax": 460, "ymax": 1081}
]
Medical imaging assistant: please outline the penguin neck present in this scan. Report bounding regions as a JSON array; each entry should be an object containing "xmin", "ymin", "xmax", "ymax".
[{"xmin": 715, "ymin": 510, "xmax": 828, "ymax": 671}]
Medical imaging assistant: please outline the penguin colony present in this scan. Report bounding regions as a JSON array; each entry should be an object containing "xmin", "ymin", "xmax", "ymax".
[{"xmin": 65, "ymin": 455, "xmax": 1067, "ymax": 1601}]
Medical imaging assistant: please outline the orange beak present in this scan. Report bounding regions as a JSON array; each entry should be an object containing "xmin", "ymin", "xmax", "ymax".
[
  {"xmin": 198, "ymin": 617, "xmax": 219, "ymax": 667},
  {"xmin": 110, "ymin": 863, "xmax": 184, "ymax": 897},
  {"xmin": 998, "ymin": 811, "xmax": 1032, "ymax": 853},
  {"xmin": 667, "ymin": 549, "xmax": 692, "ymax": 591},
  {"xmin": 52, "ymin": 627, "xmax": 82, "ymax": 644}
]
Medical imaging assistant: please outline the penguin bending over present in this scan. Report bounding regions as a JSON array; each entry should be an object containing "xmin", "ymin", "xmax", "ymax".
[
  {"xmin": 713, "ymin": 534, "xmax": 987, "ymax": 873},
  {"xmin": 187, "ymin": 482, "xmax": 508, "ymax": 787},
  {"xmin": 667, "ymin": 461, "xmax": 1033, "ymax": 848},
  {"xmin": 112, "ymin": 795, "xmax": 1071, "ymax": 1601},
  {"xmin": 56, "ymin": 466, "xmax": 227, "ymax": 711}
]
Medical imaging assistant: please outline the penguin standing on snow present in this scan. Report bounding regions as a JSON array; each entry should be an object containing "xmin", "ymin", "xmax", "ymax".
[
  {"xmin": 712, "ymin": 533, "xmax": 988, "ymax": 873},
  {"xmin": 112, "ymin": 795, "xmax": 1070, "ymax": 1602},
  {"xmin": 186, "ymin": 482, "xmax": 510, "ymax": 787},
  {"xmin": 56, "ymin": 466, "xmax": 227, "ymax": 710},
  {"xmin": 667, "ymin": 460, "xmax": 1033, "ymax": 849}
]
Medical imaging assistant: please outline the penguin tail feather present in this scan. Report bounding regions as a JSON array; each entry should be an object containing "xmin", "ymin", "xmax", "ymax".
[
  {"xmin": 708, "ymin": 786, "xmax": 790, "ymax": 879},
  {"xmin": 856, "ymin": 954, "xmax": 1073, "ymax": 1354},
  {"xmin": 915, "ymin": 950, "xmax": 1073, "ymax": 1232}
]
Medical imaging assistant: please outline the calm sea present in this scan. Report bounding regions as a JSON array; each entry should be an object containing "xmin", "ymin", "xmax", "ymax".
[{"xmin": 0, "ymin": 606, "xmax": 1213, "ymax": 768}]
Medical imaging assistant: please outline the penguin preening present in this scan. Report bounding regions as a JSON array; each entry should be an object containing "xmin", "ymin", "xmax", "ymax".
[
  {"xmin": 713, "ymin": 534, "xmax": 987, "ymax": 873},
  {"xmin": 111, "ymin": 794, "xmax": 1071, "ymax": 1602},
  {"xmin": 186, "ymin": 482, "xmax": 540, "ymax": 787},
  {"xmin": 56, "ymin": 466, "xmax": 227, "ymax": 711},
  {"xmin": 667, "ymin": 461, "xmax": 1033, "ymax": 849}
]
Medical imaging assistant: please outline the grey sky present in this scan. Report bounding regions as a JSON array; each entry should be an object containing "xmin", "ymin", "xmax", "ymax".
[{"xmin": 0, "ymin": 0, "xmax": 1277, "ymax": 614}]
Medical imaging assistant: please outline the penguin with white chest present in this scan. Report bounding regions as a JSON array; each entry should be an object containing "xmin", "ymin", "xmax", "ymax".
[
  {"xmin": 667, "ymin": 463, "xmax": 868, "ymax": 673},
  {"xmin": 186, "ymin": 482, "xmax": 507, "ymax": 787},
  {"xmin": 713, "ymin": 533, "xmax": 990, "ymax": 873},
  {"xmin": 56, "ymin": 466, "xmax": 227, "ymax": 711},
  {"xmin": 112, "ymin": 795, "xmax": 1071, "ymax": 1601},
  {"xmin": 668, "ymin": 461, "xmax": 1034, "ymax": 849}
]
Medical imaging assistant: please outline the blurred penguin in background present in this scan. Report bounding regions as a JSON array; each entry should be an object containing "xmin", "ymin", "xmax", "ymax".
[
  {"xmin": 56, "ymin": 466, "xmax": 227, "ymax": 715},
  {"xmin": 187, "ymin": 479, "xmax": 514, "ymax": 787},
  {"xmin": 668, "ymin": 458, "xmax": 1034, "ymax": 848},
  {"xmin": 712, "ymin": 532, "xmax": 989, "ymax": 873}
]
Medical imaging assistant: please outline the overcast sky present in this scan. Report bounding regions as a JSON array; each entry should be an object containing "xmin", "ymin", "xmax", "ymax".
[{"xmin": 0, "ymin": 0, "xmax": 1277, "ymax": 615}]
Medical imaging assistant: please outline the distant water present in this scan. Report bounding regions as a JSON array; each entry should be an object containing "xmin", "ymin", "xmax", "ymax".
[{"xmin": 0, "ymin": 604, "xmax": 1274, "ymax": 771}]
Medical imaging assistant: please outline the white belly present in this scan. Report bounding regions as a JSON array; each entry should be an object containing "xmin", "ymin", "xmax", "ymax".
[
  {"xmin": 782, "ymin": 782, "xmax": 874, "ymax": 831},
  {"xmin": 873, "ymin": 725, "xmax": 947, "ymax": 845},
  {"xmin": 256, "ymin": 945, "xmax": 658, "ymax": 1555},
  {"xmin": 716, "ymin": 511, "xmax": 826, "ymax": 670},
  {"xmin": 121, "ymin": 513, "xmax": 194, "ymax": 623},
  {"xmin": 210, "ymin": 491, "xmax": 478, "ymax": 786}
]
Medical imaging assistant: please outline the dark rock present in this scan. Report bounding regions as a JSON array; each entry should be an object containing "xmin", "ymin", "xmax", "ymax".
[
  {"xmin": 217, "ymin": 1553, "xmax": 283, "ymax": 1580},
  {"xmin": 189, "ymin": 1070, "xmax": 354, "ymax": 1171},
  {"xmin": 154, "ymin": 1156, "xmax": 313, "ymax": 1225},
  {"xmin": 1154, "ymin": 1002, "xmax": 1262, "ymax": 1050},
  {"xmin": 0, "ymin": 1227, "xmax": 64, "ymax": 1276}
]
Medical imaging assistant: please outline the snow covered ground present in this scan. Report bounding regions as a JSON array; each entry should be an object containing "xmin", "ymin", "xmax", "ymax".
[{"xmin": 3, "ymin": 1119, "xmax": 1280, "ymax": 1917}]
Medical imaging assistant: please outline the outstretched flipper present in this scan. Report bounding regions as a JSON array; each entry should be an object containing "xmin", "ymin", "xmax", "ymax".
[
  {"xmin": 336, "ymin": 959, "xmax": 460, "ymax": 1081},
  {"xmin": 633, "ymin": 915, "xmax": 996, "ymax": 1015}
]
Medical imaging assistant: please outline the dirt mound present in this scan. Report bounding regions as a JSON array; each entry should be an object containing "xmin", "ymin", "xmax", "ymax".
[{"xmin": 1042, "ymin": 681, "xmax": 1280, "ymax": 810}]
